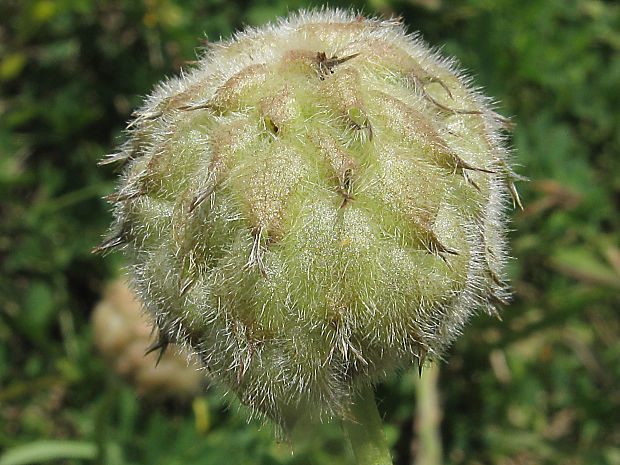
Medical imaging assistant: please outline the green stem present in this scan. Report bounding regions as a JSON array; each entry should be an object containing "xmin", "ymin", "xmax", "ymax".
[
  {"xmin": 342, "ymin": 384, "xmax": 393, "ymax": 465},
  {"xmin": 413, "ymin": 364, "xmax": 442, "ymax": 465}
]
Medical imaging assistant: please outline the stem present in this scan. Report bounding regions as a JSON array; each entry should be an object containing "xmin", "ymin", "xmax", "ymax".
[
  {"xmin": 342, "ymin": 384, "xmax": 393, "ymax": 465},
  {"xmin": 413, "ymin": 364, "xmax": 442, "ymax": 465}
]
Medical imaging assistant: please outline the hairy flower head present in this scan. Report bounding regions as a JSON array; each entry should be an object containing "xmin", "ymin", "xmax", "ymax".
[{"xmin": 98, "ymin": 9, "xmax": 520, "ymax": 429}]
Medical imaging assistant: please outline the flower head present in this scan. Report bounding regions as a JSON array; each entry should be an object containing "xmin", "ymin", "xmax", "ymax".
[{"xmin": 98, "ymin": 9, "xmax": 520, "ymax": 429}]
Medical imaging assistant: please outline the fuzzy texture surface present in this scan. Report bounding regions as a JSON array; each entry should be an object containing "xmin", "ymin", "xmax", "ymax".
[{"xmin": 99, "ymin": 9, "xmax": 519, "ymax": 429}]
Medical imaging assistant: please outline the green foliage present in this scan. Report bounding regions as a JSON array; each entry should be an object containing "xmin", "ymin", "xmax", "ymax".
[{"xmin": 1, "ymin": 0, "xmax": 619, "ymax": 464}]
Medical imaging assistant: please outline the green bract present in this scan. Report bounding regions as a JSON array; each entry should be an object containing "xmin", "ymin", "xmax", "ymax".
[{"xmin": 99, "ymin": 9, "xmax": 519, "ymax": 429}]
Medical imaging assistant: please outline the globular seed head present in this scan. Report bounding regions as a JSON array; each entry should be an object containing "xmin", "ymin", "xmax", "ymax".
[{"xmin": 99, "ymin": 9, "xmax": 519, "ymax": 430}]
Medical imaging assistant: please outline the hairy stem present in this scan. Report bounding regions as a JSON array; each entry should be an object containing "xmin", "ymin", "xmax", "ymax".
[{"xmin": 342, "ymin": 384, "xmax": 393, "ymax": 465}]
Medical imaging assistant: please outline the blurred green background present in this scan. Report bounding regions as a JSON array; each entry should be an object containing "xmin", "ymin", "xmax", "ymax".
[{"xmin": 1, "ymin": 0, "xmax": 619, "ymax": 464}]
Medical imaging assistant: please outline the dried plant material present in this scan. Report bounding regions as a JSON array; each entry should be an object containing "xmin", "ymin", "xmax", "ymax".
[{"xmin": 92, "ymin": 279, "xmax": 205, "ymax": 397}]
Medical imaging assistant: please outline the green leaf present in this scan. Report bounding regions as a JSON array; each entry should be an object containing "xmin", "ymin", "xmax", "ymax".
[{"xmin": 0, "ymin": 440, "xmax": 96, "ymax": 465}]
